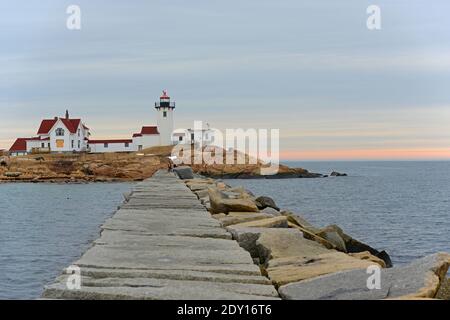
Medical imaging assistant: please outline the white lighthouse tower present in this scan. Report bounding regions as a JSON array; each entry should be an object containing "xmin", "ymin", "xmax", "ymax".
[{"xmin": 155, "ymin": 90, "xmax": 175, "ymax": 146}]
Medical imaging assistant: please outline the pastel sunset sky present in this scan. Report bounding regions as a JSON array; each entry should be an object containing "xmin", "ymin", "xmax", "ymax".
[{"xmin": 1, "ymin": 0, "xmax": 450, "ymax": 160}]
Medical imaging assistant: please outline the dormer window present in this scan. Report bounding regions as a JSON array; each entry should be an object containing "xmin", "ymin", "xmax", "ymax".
[{"xmin": 56, "ymin": 128, "xmax": 65, "ymax": 136}]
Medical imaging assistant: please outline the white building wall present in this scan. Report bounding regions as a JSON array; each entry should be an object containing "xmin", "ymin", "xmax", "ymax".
[
  {"xmin": 156, "ymin": 107, "xmax": 174, "ymax": 146},
  {"xmin": 141, "ymin": 135, "xmax": 160, "ymax": 149},
  {"xmin": 89, "ymin": 142, "xmax": 133, "ymax": 153},
  {"xmin": 48, "ymin": 119, "xmax": 75, "ymax": 152}
]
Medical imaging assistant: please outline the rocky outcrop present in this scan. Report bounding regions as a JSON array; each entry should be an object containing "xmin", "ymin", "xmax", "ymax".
[
  {"xmin": 193, "ymin": 163, "xmax": 324, "ymax": 179},
  {"xmin": 330, "ymin": 171, "xmax": 347, "ymax": 177},
  {"xmin": 279, "ymin": 252, "xmax": 450, "ymax": 300}
]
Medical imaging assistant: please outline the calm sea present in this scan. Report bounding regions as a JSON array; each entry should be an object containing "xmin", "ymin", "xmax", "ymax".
[
  {"xmin": 226, "ymin": 161, "xmax": 450, "ymax": 267},
  {"xmin": 0, "ymin": 182, "xmax": 132, "ymax": 299}
]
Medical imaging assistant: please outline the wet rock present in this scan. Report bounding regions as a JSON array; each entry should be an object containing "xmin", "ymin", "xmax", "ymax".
[
  {"xmin": 255, "ymin": 196, "xmax": 280, "ymax": 211},
  {"xmin": 325, "ymin": 224, "xmax": 392, "ymax": 268},
  {"xmin": 330, "ymin": 171, "xmax": 347, "ymax": 177}
]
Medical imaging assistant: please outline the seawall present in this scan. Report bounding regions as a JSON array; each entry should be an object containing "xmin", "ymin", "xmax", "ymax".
[{"xmin": 41, "ymin": 170, "xmax": 279, "ymax": 299}]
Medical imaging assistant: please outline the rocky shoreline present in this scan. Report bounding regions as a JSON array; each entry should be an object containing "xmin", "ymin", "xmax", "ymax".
[
  {"xmin": 176, "ymin": 166, "xmax": 450, "ymax": 300},
  {"xmin": 1, "ymin": 149, "xmax": 344, "ymax": 183}
]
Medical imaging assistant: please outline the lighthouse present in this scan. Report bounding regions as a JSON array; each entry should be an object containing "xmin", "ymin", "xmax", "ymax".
[{"xmin": 155, "ymin": 90, "xmax": 175, "ymax": 146}]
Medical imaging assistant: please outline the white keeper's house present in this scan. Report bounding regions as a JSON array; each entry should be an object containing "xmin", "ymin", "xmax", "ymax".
[{"xmin": 9, "ymin": 91, "xmax": 215, "ymax": 156}]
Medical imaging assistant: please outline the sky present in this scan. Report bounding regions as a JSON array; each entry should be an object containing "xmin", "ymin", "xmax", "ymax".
[{"xmin": 1, "ymin": 0, "xmax": 450, "ymax": 160}]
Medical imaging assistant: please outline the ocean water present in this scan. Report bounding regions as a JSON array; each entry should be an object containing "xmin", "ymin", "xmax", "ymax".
[
  {"xmin": 226, "ymin": 161, "xmax": 450, "ymax": 267},
  {"xmin": 0, "ymin": 182, "xmax": 132, "ymax": 299}
]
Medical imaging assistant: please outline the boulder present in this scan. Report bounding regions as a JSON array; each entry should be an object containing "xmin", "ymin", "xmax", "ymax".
[
  {"xmin": 232, "ymin": 216, "xmax": 288, "ymax": 229},
  {"xmin": 173, "ymin": 166, "xmax": 194, "ymax": 179},
  {"xmin": 194, "ymin": 189, "xmax": 210, "ymax": 199},
  {"xmin": 4, "ymin": 172, "xmax": 21, "ymax": 177},
  {"xmin": 208, "ymin": 188, "xmax": 259, "ymax": 214},
  {"xmin": 325, "ymin": 224, "xmax": 392, "ymax": 268},
  {"xmin": 281, "ymin": 211, "xmax": 320, "ymax": 234},
  {"xmin": 267, "ymin": 251, "xmax": 376, "ymax": 286},
  {"xmin": 81, "ymin": 164, "xmax": 94, "ymax": 175},
  {"xmin": 349, "ymin": 251, "xmax": 386, "ymax": 268},
  {"xmin": 278, "ymin": 252, "xmax": 450, "ymax": 300},
  {"xmin": 255, "ymin": 196, "xmax": 280, "ymax": 211},
  {"xmin": 261, "ymin": 207, "xmax": 281, "ymax": 216},
  {"xmin": 214, "ymin": 212, "xmax": 274, "ymax": 227},
  {"xmin": 226, "ymin": 227, "xmax": 329, "ymax": 265},
  {"xmin": 330, "ymin": 171, "xmax": 347, "ymax": 177},
  {"xmin": 316, "ymin": 226, "xmax": 347, "ymax": 252},
  {"xmin": 288, "ymin": 222, "xmax": 337, "ymax": 250}
]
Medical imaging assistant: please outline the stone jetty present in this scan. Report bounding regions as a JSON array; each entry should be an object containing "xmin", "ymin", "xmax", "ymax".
[
  {"xmin": 43, "ymin": 168, "xmax": 450, "ymax": 300},
  {"xmin": 42, "ymin": 170, "xmax": 279, "ymax": 299}
]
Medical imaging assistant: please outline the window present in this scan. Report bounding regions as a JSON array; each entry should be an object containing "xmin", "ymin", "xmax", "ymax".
[
  {"xmin": 104, "ymin": 143, "xmax": 109, "ymax": 148},
  {"xmin": 71, "ymin": 140, "xmax": 74, "ymax": 148},
  {"xmin": 138, "ymin": 145, "xmax": 143, "ymax": 151},
  {"xmin": 56, "ymin": 128, "xmax": 65, "ymax": 136},
  {"xmin": 125, "ymin": 142, "xmax": 129, "ymax": 148},
  {"xmin": 178, "ymin": 136, "xmax": 182, "ymax": 141},
  {"xmin": 56, "ymin": 139, "xmax": 64, "ymax": 148},
  {"xmin": 163, "ymin": 111, "xmax": 167, "ymax": 118},
  {"xmin": 48, "ymin": 143, "xmax": 50, "ymax": 148},
  {"xmin": 78, "ymin": 140, "xmax": 80, "ymax": 148},
  {"xmin": 41, "ymin": 143, "xmax": 45, "ymax": 148}
]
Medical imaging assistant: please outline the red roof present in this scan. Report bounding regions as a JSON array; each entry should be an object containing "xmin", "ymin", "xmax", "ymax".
[
  {"xmin": 37, "ymin": 118, "xmax": 81, "ymax": 135},
  {"xmin": 132, "ymin": 133, "xmax": 142, "ymax": 138},
  {"xmin": 160, "ymin": 90, "xmax": 170, "ymax": 99},
  {"xmin": 140, "ymin": 126, "xmax": 159, "ymax": 135},
  {"xmin": 88, "ymin": 139, "xmax": 132, "ymax": 144},
  {"xmin": 9, "ymin": 138, "xmax": 28, "ymax": 152}
]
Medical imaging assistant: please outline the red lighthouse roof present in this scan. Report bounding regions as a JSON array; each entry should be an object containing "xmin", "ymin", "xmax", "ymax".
[{"xmin": 160, "ymin": 90, "xmax": 170, "ymax": 99}]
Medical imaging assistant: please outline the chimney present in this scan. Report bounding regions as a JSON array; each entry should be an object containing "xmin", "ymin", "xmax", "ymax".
[{"xmin": 65, "ymin": 109, "xmax": 69, "ymax": 119}]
